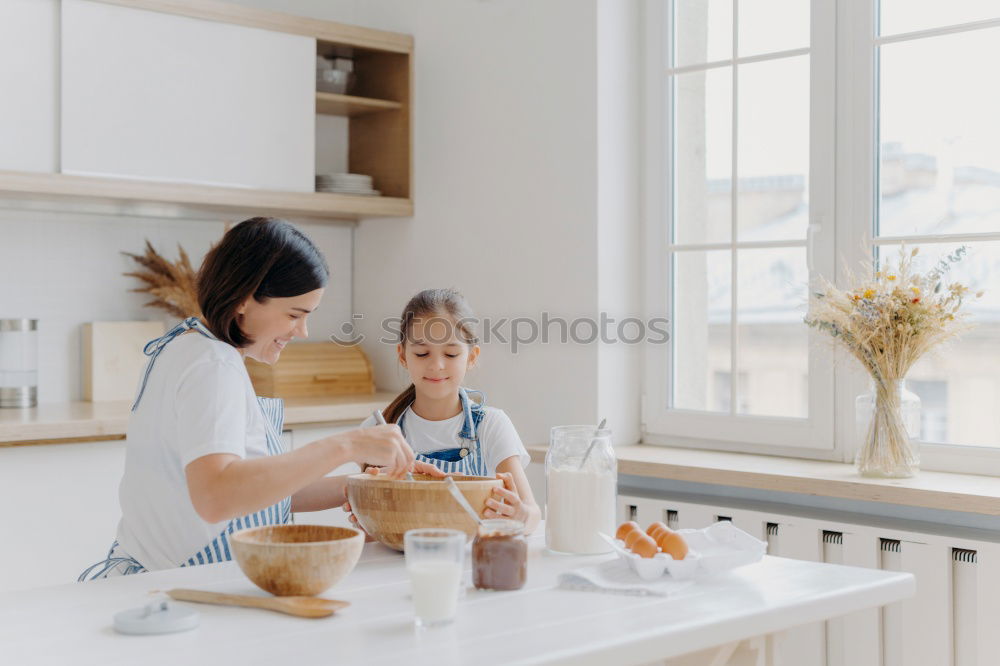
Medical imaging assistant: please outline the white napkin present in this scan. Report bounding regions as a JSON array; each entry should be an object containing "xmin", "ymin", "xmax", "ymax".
[{"xmin": 557, "ymin": 558, "xmax": 696, "ymax": 597}]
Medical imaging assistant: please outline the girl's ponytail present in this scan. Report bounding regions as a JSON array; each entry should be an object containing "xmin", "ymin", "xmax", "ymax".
[{"xmin": 383, "ymin": 383, "xmax": 416, "ymax": 424}]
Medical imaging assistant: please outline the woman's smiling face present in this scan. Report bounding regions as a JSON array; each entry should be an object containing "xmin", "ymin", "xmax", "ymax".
[
  {"xmin": 237, "ymin": 288, "xmax": 324, "ymax": 364},
  {"xmin": 398, "ymin": 314, "xmax": 479, "ymax": 399}
]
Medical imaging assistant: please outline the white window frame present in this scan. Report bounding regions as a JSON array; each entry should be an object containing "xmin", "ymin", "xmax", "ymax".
[
  {"xmin": 644, "ymin": 0, "xmax": 1000, "ymax": 474},
  {"xmin": 642, "ymin": 0, "xmax": 837, "ymax": 458}
]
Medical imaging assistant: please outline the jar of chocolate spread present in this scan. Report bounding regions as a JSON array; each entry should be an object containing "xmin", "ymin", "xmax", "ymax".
[{"xmin": 472, "ymin": 519, "xmax": 527, "ymax": 591}]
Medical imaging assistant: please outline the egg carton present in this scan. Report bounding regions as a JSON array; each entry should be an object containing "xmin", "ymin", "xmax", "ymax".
[{"xmin": 600, "ymin": 521, "xmax": 768, "ymax": 581}]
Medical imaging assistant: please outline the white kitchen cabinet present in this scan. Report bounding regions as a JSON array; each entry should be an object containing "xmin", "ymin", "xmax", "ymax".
[
  {"xmin": 60, "ymin": 0, "xmax": 314, "ymax": 191},
  {"xmin": 0, "ymin": 0, "xmax": 58, "ymax": 173},
  {"xmin": 0, "ymin": 440, "xmax": 125, "ymax": 593}
]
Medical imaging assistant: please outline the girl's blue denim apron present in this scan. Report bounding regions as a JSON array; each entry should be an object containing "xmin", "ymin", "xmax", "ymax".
[
  {"xmin": 78, "ymin": 317, "xmax": 291, "ymax": 580},
  {"xmin": 401, "ymin": 387, "xmax": 489, "ymax": 477}
]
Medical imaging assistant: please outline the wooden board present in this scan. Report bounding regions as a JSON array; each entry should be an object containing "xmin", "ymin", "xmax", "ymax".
[
  {"xmin": 81, "ymin": 321, "xmax": 165, "ymax": 402},
  {"xmin": 0, "ymin": 170, "xmax": 413, "ymax": 221}
]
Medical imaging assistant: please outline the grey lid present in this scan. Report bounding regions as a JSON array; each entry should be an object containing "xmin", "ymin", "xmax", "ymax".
[
  {"xmin": 113, "ymin": 600, "xmax": 200, "ymax": 635},
  {"xmin": 0, "ymin": 319, "xmax": 37, "ymax": 332}
]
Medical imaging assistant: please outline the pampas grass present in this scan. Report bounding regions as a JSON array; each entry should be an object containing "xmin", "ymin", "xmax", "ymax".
[
  {"xmin": 805, "ymin": 245, "xmax": 979, "ymax": 476},
  {"xmin": 123, "ymin": 241, "xmax": 202, "ymax": 319}
]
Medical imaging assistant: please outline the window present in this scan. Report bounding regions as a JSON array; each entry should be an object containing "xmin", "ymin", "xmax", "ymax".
[
  {"xmin": 644, "ymin": 0, "xmax": 1000, "ymax": 471},
  {"xmin": 643, "ymin": 0, "xmax": 835, "ymax": 452},
  {"xmin": 875, "ymin": 3, "xmax": 1000, "ymax": 452}
]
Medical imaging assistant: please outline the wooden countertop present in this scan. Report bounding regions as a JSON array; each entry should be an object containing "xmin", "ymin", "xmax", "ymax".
[
  {"xmin": 0, "ymin": 392, "xmax": 396, "ymax": 446},
  {"xmin": 528, "ymin": 443, "xmax": 1000, "ymax": 517}
]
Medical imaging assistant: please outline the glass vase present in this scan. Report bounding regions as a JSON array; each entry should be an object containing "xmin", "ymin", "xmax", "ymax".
[{"xmin": 855, "ymin": 379, "xmax": 921, "ymax": 478}]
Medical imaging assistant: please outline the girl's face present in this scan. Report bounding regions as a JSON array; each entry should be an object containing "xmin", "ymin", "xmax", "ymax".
[
  {"xmin": 237, "ymin": 288, "xmax": 324, "ymax": 364},
  {"xmin": 398, "ymin": 314, "xmax": 479, "ymax": 400}
]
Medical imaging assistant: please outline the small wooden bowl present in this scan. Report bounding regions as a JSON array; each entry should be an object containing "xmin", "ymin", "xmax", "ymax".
[
  {"xmin": 347, "ymin": 473, "xmax": 503, "ymax": 551},
  {"xmin": 230, "ymin": 525, "xmax": 364, "ymax": 596}
]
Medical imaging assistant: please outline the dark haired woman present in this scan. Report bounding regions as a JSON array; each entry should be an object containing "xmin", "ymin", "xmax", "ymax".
[{"xmin": 79, "ymin": 217, "xmax": 436, "ymax": 578}]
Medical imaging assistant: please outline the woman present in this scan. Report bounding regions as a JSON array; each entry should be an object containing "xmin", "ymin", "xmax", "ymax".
[{"xmin": 80, "ymin": 217, "xmax": 433, "ymax": 578}]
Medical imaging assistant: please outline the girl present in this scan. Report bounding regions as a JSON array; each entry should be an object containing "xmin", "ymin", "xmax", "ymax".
[
  {"xmin": 80, "ymin": 218, "xmax": 438, "ymax": 579},
  {"xmin": 351, "ymin": 289, "xmax": 541, "ymax": 534}
]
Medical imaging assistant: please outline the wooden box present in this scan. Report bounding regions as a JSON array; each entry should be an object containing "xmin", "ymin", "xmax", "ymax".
[
  {"xmin": 245, "ymin": 342, "xmax": 374, "ymax": 399},
  {"xmin": 82, "ymin": 321, "xmax": 166, "ymax": 401}
]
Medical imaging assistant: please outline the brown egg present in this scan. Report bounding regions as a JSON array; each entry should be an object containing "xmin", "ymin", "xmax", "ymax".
[
  {"xmin": 657, "ymin": 532, "xmax": 689, "ymax": 560},
  {"xmin": 646, "ymin": 522, "xmax": 670, "ymax": 539},
  {"xmin": 624, "ymin": 528, "xmax": 645, "ymax": 549},
  {"xmin": 631, "ymin": 534, "xmax": 658, "ymax": 559},
  {"xmin": 616, "ymin": 521, "xmax": 640, "ymax": 541}
]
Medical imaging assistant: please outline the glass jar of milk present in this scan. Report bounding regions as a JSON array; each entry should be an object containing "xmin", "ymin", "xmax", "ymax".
[{"xmin": 545, "ymin": 425, "xmax": 616, "ymax": 554}]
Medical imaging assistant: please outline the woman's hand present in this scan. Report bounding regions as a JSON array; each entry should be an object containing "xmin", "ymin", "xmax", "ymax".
[
  {"xmin": 339, "ymin": 424, "xmax": 414, "ymax": 479},
  {"xmin": 485, "ymin": 472, "xmax": 533, "ymax": 524}
]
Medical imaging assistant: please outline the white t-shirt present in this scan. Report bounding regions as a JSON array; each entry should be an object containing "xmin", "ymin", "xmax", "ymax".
[
  {"xmin": 115, "ymin": 332, "xmax": 272, "ymax": 571},
  {"xmin": 360, "ymin": 404, "xmax": 529, "ymax": 477}
]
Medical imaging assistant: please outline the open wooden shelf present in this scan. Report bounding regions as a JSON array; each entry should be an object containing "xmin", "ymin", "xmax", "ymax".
[
  {"xmin": 0, "ymin": 170, "xmax": 412, "ymax": 221},
  {"xmin": 315, "ymin": 92, "xmax": 402, "ymax": 117}
]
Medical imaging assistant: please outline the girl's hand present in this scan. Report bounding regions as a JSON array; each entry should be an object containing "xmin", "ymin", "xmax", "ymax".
[
  {"xmin": 361, "ymin": 459, "xmax": 447, "ymax": 478},
  {"xmin": 413, "ymin": 460, "xmax": 447, "ymax": 478},
  {"xmin": 484, "ymin": 472, "xmax": 530, "ymax": 524}
]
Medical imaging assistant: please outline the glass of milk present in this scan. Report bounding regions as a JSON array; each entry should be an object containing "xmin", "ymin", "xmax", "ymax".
[
  {"xmin": 545, "ymin": 425, "xmax": 617, "ymax": 554},
  {"xmin": 404, "ymin": 528, "xmax": 466, "ymax": 628}
]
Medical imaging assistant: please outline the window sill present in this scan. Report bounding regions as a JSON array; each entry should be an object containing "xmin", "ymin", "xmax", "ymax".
[{"xmin": 527, "ymin": 443, "xmax": 1000, "ymax": 517}]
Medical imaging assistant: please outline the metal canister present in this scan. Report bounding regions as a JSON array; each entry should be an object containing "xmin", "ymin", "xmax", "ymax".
[{"xmin": 0, "ymin": 319, "xmax": 38, "ymax": 408}]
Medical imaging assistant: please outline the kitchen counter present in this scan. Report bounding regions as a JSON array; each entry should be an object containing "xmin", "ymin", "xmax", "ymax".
[
  {"xmin": 0, "ymin": 530, "xmax": 913, "ymax": 665},
  {"xmin": 0, "ymin": 392, "xmax": 396, "ymax": 446}
]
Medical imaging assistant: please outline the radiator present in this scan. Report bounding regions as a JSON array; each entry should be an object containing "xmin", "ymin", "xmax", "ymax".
[{"xmin": 619, "ymin": 491, "xmax": 1000, "ymax": 666}]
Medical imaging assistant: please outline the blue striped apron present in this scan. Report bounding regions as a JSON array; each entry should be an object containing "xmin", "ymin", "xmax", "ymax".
[
  {"xmin": 78, "ymin": 317, "xmax": 291, "ymax": 581},
  {"xmin": 401, "ymin": 387, "xmax": 489, "ymax": 477}
]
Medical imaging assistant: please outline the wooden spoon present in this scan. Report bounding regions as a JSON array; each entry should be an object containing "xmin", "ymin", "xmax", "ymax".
[{"xmin": 167, "ymin": 588, "xmax": 349, "ymax": 618}]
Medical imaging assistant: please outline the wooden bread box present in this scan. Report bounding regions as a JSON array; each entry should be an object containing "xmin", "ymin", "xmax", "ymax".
[{"xmin": 245, "ymin": 342, "xmax": 375, "ymax": 398}]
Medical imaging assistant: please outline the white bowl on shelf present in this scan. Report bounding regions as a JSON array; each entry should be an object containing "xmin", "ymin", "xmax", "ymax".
[{"xmin": 317, "ymin": 69, "xmax": 353, "ymax": 95}]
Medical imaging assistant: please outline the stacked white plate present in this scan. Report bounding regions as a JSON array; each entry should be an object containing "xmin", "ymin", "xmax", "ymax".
[{"xmin": 315, "ymin": 173, "xmax": 380, "ymax": 196}]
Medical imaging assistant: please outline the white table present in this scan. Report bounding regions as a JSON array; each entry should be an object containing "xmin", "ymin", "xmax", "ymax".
[{"xmin": 0, "ymin": 533, "xmax": 913, "ymax": 666}]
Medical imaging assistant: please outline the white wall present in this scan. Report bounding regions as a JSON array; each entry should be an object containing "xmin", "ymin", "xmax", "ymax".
[
  {"xmin": 233, "ymin": 0, "xmax": 643, "ymax": 447},
  {"xmin": 0, "ymin": 207, "xmax": 353, "ymax": 403}
]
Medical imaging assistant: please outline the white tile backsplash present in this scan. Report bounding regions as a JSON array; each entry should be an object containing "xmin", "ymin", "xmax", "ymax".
[{"xmin": 0, "ymin": 208, "xmax": 352, "ymax": 403}]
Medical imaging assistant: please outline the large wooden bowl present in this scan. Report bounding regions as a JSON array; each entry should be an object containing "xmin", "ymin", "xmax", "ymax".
[
  {"xmin": 346, "ymin": 473, "xmax": 503, "ymax": 551},
  {"xmin": 230, "ymin": 525, "xmax": 363, "ymax": 596}
]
